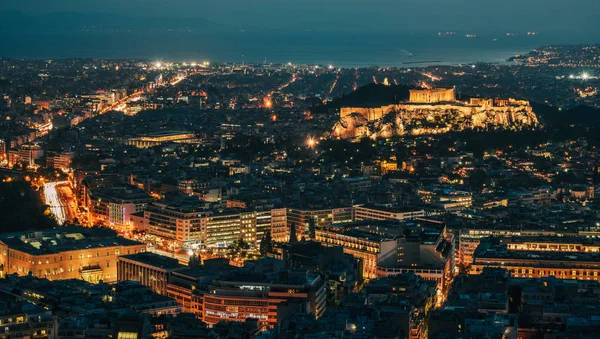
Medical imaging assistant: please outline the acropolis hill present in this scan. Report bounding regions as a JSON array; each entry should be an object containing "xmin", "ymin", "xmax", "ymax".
[{"xmin": 332, "ymin": 88, "xmax": 540, "ymax": 139}]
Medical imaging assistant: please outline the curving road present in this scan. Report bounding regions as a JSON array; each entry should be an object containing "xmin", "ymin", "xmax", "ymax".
[{"xmin": 44, "ymin": 181, "xmax": 69, "ymax": 225}]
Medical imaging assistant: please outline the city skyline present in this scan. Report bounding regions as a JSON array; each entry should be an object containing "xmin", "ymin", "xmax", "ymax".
[{"xmin": 1, "ymin": 2, "xmax": 600, "ymax": 338}]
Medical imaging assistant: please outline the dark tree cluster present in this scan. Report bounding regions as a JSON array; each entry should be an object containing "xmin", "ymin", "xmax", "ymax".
[{"xmin": 0, "ymin": 180, "xmax": 58, "ymax": 232}]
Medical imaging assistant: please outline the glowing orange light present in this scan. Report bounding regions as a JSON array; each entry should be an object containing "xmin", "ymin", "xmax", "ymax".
[
  {"xmin": 271, "ymin": 115, "xmax": 277, "ymax": 122},
  {"xmin": 264, "ymin": 98, "xmax": 273, "ymax": 109}
]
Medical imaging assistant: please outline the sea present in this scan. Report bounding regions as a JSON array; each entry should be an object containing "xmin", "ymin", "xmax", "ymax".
[{"xmin": 0, "ymin": 30, "xmax": 598, "ymax": 67}]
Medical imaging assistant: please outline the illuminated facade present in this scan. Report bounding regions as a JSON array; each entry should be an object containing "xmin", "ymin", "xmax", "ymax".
[
  {"xmin": 164, "ymin": 267, "xmax": 327, "ymax": 329},
  {"xmin": 7, "ymin": 144, "xmax": 44, "ymax": 167},
  {"xmin": 315, "ymin": 220, "xmax": 452, "ymax": 289},
  {"xmin": 471, "ymin": 238, "xmax": 600, "ymax": 281},
  {"xmin": 201, "ymin": 271, "xmax": 327, "ymax": 328},
  {"xmin": 0, "ymin": 302, "xmax": 55, "ymax": 339},
  {"xmin": 142, "ymin": 202, "xmax": 207, "ymax": 245},
  {"xmin": 125, "ymin": 131, "xmax": 197, "ymax": 148},
  {"xmin": 205, "ymin": 212, "xmax": 248, "ymax": 247},
  {"xmin": 45, "ymin": 151, "xmax": 75, "ymax": 170},
  {"xmin": 426, "ymin": 191, "xmax": 473, "ymax": 211},
  {"xmin": 270, "ymin": 208, "xmax": 288, "ymax": 242},
  {"xmin": 286, "ymin": 207, "xmax": 353, "ymax": 240},
  {"xmin": 143, "ymin": 203, "xmax": 289, "ymax": 247},
  {"xmin": 117, "ymin": 252, "xmax": 184, "ymax": 295},
  {"xmin": 380, "ymin": 160, "xmax": 398, "ymax": 174},
  {"xmin": 457, "ymin": 228, "xmax": 557, "ymax": 267},
  {"xmin": 0, "ymin": 226, "xmax": 145, "ymax": 283},
  {"xmin": 409, "ymin": 88, "xmax": 455, "ymax": 103},
  {"xmin": 166, "ymin": 269, "xmax": 209, "ymax": 318},
  {"xmin": 353, "ymin": 205, "xmax": 426, "ymax": 222},
  {"xmin": 88, "ymin": 186, "xmax": 152, "ymax": 229},
  {"xmin": 315, "ymin": 227, "xmax": 394, "ymax": 279}
]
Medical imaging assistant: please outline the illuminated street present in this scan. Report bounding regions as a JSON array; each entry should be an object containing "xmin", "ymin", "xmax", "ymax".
[{"xmin": 43, "ymin": 181, "xmax": 69, "ymax": 225}]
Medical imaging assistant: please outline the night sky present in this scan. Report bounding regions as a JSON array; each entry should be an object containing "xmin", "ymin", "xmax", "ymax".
[{"xmin": 1, "ymin": 0, "xmax": 599, "ymax": 34}]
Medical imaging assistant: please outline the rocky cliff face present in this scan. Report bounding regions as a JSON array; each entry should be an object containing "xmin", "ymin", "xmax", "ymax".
[{"xmin": 332, "ymin": 103, "xmax": 540, "ymax": 139}]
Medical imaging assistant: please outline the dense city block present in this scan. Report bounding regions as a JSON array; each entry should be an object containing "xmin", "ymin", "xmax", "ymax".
[{"xmin": 1, "ymin": 43, "xmax": 600, "ymax": 339}]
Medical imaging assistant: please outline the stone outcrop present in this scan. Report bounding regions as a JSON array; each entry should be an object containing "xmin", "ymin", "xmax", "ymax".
[{"xmin": 332, "ymin": 99, "xmax": 539, "ymax": 139}]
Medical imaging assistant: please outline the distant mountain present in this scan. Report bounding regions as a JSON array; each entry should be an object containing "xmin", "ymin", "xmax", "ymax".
[{"xmin": 0, "ymin": 11, "xmax": 232, "ymax": 33}]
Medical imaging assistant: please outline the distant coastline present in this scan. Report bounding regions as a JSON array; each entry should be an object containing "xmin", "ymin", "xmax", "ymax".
[
  {"xmin": 0, "ymin": 30, "xmax": 597, "ymax": 68},
  {"xmin": 401, "ymin": 61, "xmax": 442, "ymax": 65}
]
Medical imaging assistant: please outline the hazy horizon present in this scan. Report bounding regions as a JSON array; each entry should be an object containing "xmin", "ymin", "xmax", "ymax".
[
  {"xmin": 1, "ymin": 1, "xmax": 599, "ymax": 66},
  {"xmin": 0, "ymin": 0, "xmax": 599, "ymax": 35}
]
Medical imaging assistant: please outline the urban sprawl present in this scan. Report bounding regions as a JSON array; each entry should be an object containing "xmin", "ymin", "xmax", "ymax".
[{"xmin": 1, "ymin": 44, "xmax": 600, "ymax": 338}]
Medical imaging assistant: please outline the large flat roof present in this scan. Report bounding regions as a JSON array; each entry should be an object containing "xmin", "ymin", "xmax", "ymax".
[
  {"xmin": 137, "ymin": 130, "xmax": 193, "ymax": 137},
  {"xmin": 119, "ymin": 252, "xmax": 183, "ymax": 270},
  {"xmin": 0, "ymin": 226, "xmax": 144, "ymax": 255}
]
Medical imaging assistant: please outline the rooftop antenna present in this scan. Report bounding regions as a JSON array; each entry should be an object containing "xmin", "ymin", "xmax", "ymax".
[{"xmin": 242, "ymin": 54, "xmax": 245, "ymax": 67}]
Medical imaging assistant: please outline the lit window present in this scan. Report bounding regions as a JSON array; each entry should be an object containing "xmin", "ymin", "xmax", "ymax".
[{"xmin": 117, "ymin": 331, "xmax": 138, "ymax": 339}]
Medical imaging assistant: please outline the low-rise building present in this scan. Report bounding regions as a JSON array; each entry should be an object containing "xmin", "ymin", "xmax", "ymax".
[
  {"xmin": 286, "ymin": 207, "xmax": 353, "ymax": 240},
  {"xmin": 316, "ymin": 219, "xmax": 454, "ymax": 289},
  {"xmin": 88, "ymin": 186, "xmax": 152, "ymax": 229},
  {"xmin": 117, "ymin": 252, "xmax": 185, "ymax": 295},
  {"xmin": 142, "ymin": 201, "xmax": 290, "ymax": 248},
  {"xmin": 471, "ymin": 237, "xmax": 600, "ymax": 281},
  {"xmin": 353, "ymin": 205, "xmax": 426, "ymax": 222},
  {"xmin": 0, "ymin": 226, "xmax": 145, "ymax": 283}
]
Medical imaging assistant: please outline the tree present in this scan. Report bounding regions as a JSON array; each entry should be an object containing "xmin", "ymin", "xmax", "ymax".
[
  {"xmin": 231, "ymin": 238, "xmax": 250, "ymax": 259},
  {"xmin": 308, "ymin": 217, "xmax": 316, "ymax": 240},
  {"xmin": 259, "ymin": 231, "xmax": 273, "ymax": 256},
  {"xmin": 188, "ymin": 251, "xmax": 201, "ymax": 268},
  {"xmin": 0, "ymin": 180, "xmax": 58, "ymax": 232},
  {"xmin": 289, "ymin": 223, "xmax": 298, "ymax": 243}
]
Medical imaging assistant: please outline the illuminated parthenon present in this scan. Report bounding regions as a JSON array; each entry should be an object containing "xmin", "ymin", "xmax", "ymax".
[
  {"xmin": 334, "ymin": 87, "xmax": 539, "ymax": 139},
  {"xmin": 409, "ymin": 88, "xmax": 456, "ymax": 103}
]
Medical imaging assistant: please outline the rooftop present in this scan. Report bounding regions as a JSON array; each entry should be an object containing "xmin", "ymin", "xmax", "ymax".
[
  {"xmin": 323, "ymin": 219, "xmax": 444, "ymax": 244},
  {"xmin": 88, "ymin": 185, "xmax": 152, "ymax": 203},
  {"xmin": 119, "ymin": 252, "xmax": 184, "ymax": 271},
  {"xmin": 135, "ymin": 130, "xmax": 194, "ymax": 137},
  {"xmin": 356, "ymin": 204, "xmax": 425, "ymax": 213},
  {"xmin": 475, "ymin": 242, "xmax": 600, "ymax": 264},
  {"xmin": 0, "ymin": 226, "xmax": 144, "ymax": 255}
]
